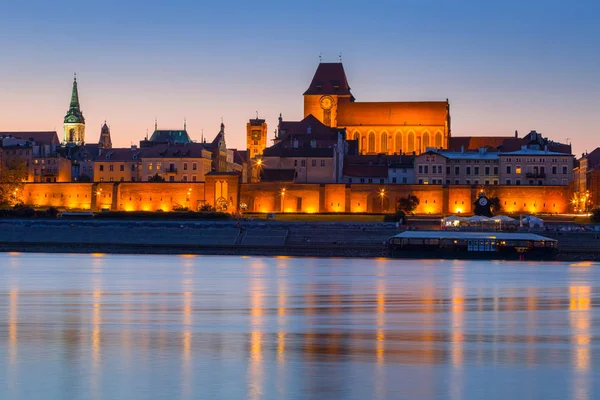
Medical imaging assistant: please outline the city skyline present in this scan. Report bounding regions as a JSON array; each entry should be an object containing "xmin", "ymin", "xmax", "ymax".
[{"xmin": 1, "ymin": 1, "xmax": 599, "ymax": 156}]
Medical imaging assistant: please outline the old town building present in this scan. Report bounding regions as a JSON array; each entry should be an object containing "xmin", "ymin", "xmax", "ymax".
[
  {"xmin": 303, "ymin": 62, "xmax": 450, "ymax": 155},
  {"xmin": 140, "ymin": 143, "xmax": 213, "ymax": 182},
  {"xmin": 262, "ymin": 114, "xmax": 347, "ymax": 183},
  {"xmin": 415, "ymin": 149, "xmax": 500, "ymax": 186}
]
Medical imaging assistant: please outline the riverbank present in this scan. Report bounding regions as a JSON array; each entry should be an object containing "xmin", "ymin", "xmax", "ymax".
[{"xmin": 0, "ymin": 219, "xmax": 598, "ymax": 260}]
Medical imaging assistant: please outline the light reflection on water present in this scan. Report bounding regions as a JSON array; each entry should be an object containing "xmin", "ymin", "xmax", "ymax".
[{"xmin": 0, "ymin": 254, "xmax": 599, "ymax": 400}]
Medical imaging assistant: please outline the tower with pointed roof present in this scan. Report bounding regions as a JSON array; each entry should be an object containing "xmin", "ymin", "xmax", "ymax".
[
  {"xmin": 64, "ymin": 75, "xmax": 86, "ymax": 145},
  {"xmin": 303, "ymin": 62, "xmax": 354, "ymax": 128},
  {"xmin": 98, "ymin": 122, "xmax": 112, "ymax": 149}
]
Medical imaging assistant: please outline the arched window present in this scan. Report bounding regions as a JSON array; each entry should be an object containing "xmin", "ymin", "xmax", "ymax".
[
  {"xmin": 361, "ymin": 137, "xmax": 366, "ymax": 154},
  {"xmin": 435, "ymin": 132, "xmax": 443, "ymax": 148},
  {"xmin": 368, "ymin": 132, "xmax": 375, "ymax": 153},
  {"xmin": 407, "ymin": 132, "xmax": 415, "ymax": 154},
  {"xmin": 395, "ymin": 132, "xmax": 402, "ymax": 154},
  {"xmin": 422, "ymin": 132, "xmax": 430, "ymax": 151},
  {"xmin": 381, "ymin": 132, "xmax": 388, "ymax": 154}
]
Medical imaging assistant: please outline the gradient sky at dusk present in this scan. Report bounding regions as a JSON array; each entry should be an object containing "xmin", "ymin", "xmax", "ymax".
[{"xmin": 1, "ymin": 0, "xmax": 598, "ymax": 156}]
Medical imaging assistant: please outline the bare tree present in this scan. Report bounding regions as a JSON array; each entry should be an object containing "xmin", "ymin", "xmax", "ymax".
[{"xmin": 0, "ymin": 160, "xmax": 28, "ymax": 206}]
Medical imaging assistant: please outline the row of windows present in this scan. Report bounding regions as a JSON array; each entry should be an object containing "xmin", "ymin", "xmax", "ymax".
[
  {"xmin": 6, "ymin": 149, "xmax": 31, "ymax": 156},
  {"xmin": 505, "ymin": 165, "xmax": 568, "ymax": 174},
  {"xmin": 418, "ymin": 165, "xmax": 500, "ymax": 175},
  {"xmin": 419, "ymin": 179, "xmax": 500, "ymax": 185},
  {"xmin": 294, "ymin": 159, "xmax": 327, "ymax": 167},
  {"xmin": 505, "ymin": 179, "xmax": 568, "ymax": 185},
  {"xmin": 99, "ymin": 175, "xmax": 200, "ymax": 182},
  {"xmin": 347, "ymin": 177, "xmax": 409, "ymax": 184},
  {"xmin": 147, "ymin": 162, "xmax": 198, "ymax": 171},
  {"xmin": 34, "ymin": 158, "xmax": 58, "ymax": 164},
  {"xmin": 354, "ymin": 131, "xmax": 444, "ymax": 154},
  {"xmin": 504, "ymin": 157, "xmax": 569, "ymax": 163}
]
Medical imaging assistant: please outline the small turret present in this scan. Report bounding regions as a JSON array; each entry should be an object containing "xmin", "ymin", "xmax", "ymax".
[{"xmin": 98, "ymin": 121, "xmax": 112, "ymax": 149}]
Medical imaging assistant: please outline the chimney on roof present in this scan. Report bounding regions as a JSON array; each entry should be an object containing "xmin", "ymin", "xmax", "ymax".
[{"xmin": 515, "ymin": 130, "xmax": 518, "ymax": 138}]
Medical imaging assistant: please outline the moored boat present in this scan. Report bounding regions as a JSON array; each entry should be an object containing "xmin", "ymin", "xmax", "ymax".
[{"xmin": 387, "ymin": 231, "xmax": 558, "ymax": 260}]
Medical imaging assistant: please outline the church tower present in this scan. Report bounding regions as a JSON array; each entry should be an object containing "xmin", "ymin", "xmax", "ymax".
[
  {"xmin": 246, "ymin": 117, "xmax": 267, "ymax": 159},
  {"xmin": 63, "ymin": 75, "xmax": 85, "ymax": 145},
  {"xmin": 303, "ymin": 63, "xmax": 354, "ymax": 127},
  {"xmin": 98, "ymin": 121, "xmax": 112, "ymax": 148}
]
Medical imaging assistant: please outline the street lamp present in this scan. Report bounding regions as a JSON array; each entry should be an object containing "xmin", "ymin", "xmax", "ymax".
[
  {"xmin": 379, "ymin": 189, "xmax": 386, "ymax": 212},
  {"xmin": 280, "ymin": 188, "xmax": 286, "ymax": 212}
]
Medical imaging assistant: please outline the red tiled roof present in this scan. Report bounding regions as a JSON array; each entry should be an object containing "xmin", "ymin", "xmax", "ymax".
[
  {"xmin": 338, "ymin": 101, "xmax": 447, "ymax": 127},
  {"xmin": 449, "ymin": 136, "xmax": 513, "ymax": 151},
  {"xmin": 0, "ymin": 131, "xmax": 60, "ymax": 145},
  {"xmin": 276, "ymin": 114, "xmax": 343, "ymax": 148},
  {"xmin": 583, "ymin": 148, "xmax": 600, "ymax": 169},
  {"xmin": 94, "ymin": 147, "xmax": 143, "ymax": 162},
  {"xmin": 303, "ymin": 63, "xmax": 353, "ymax": 97}
]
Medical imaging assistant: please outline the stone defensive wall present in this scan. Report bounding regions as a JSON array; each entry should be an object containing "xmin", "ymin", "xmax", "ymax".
[{"xmin": 19, "ymin": 181, "xmax": 572, "ymax": 215}]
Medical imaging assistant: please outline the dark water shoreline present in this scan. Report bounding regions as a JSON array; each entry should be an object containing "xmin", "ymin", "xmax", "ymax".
[
  {"xmin": 1, "ymin": 219, "xmax": 599, "ymax": 260},
  {"xmin": 1, "ymin": 243, "xmax": 599, "ymax": 261}
]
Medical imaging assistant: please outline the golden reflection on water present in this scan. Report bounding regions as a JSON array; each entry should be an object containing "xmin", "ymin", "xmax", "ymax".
[
  {"xmin": 181, "ymin": 258, "xmax": 194, "ymax": 399},
  {"xmin": 450, "ymin": 264, "xmax": 465, "ymax": 400},
  {"xmin": 569, "ymin": 286, "xmax": 591, "ymax": 371},
  {"xmin": 91, "ymin": 254, "xmax": 103, "ymax": 400},
  {"xmin": 248, "ymin": 258, "xmax": 265, "ymax": 400},
  {"xmin": 9, "ymin": 289, "xmax": 18, "ymax": 366}
]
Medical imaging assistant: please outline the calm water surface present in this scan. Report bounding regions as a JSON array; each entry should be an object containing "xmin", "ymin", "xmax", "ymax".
[{"xmin": 1, "ymin": 253, "xmax": 599, "ymax": 399}]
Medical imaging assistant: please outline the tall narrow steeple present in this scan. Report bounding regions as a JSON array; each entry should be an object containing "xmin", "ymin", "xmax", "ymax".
[
  {"xmin": 70, "ymin": 73, "xmax": 81, "ymax": 109},
  {"xmin": 64, "ymin": 74, "xmax": 86, "ymax": 145}
]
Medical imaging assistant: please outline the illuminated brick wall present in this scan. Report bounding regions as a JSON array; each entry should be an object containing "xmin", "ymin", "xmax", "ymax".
[
  {"xmin": 22, "ymin": 183, "xmax": 94, "ymax": 210},
  {"xmin": 116, "ymin": 183, "xmax": 206, "ymax": 212},
  {"xmin": 20, "ymin": 181, "xmax": 572, "ymax": 215}
]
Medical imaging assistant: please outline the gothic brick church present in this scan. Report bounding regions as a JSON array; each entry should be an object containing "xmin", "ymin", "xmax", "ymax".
[{"xmin": 302, "ymin": 63, "xmax": 450, "ymax": 155}]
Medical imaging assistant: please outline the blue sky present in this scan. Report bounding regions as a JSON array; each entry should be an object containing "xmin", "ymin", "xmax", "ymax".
[{"xmin": 1, "ymin": 0, "xmax": 598, "ymax": 155}]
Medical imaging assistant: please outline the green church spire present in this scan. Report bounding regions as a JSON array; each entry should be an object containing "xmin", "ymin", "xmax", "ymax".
[
  {"xmin": 70, "ymin": 73, "xmax": 80, "ymax": 109},
  {"xmin": 64, "ymin": 73, "xmax": 85, "ymax": 124}
]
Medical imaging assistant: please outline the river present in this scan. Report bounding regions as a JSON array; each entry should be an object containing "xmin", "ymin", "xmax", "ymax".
[{"xmin": 0, "ymin": 253, "xmax": 599, "ymax": 399}]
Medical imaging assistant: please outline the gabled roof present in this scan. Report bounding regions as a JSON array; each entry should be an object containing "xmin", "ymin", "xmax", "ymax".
[
  {"xmin": 94, "ymin": 147, "xmax": 143, "ymax": 162},
  {"xmin": 0, "ymin": 131, "xmax": 60, "ymax": 145},
  {"xmin": 582, "ymin": 148, "xmax": 600, "ymax": 169},
  {"xmin": 149, "ymin": 129, "xmax": 191, "ymax": 144},
  {"xmin": 449, "ymin": 136, "xmax": 511, "ymax": 151},
  {"xmin": 338, "ymin": 101, "xmax": 447, "ymax": 126},
  {"xmin": 231, "ymin": 149, "xmax": 248, "ymax": 165},
  {"xmin": 303, "ymin": 63, "xmax": 353, "ymax": 98},
  {"xmin": 139, "ymin": 143, "xmax": 209, "ymax": 159},
  {"xmin": 276, "ymin": 114, "xmax": 344, "ymax": 148}
]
